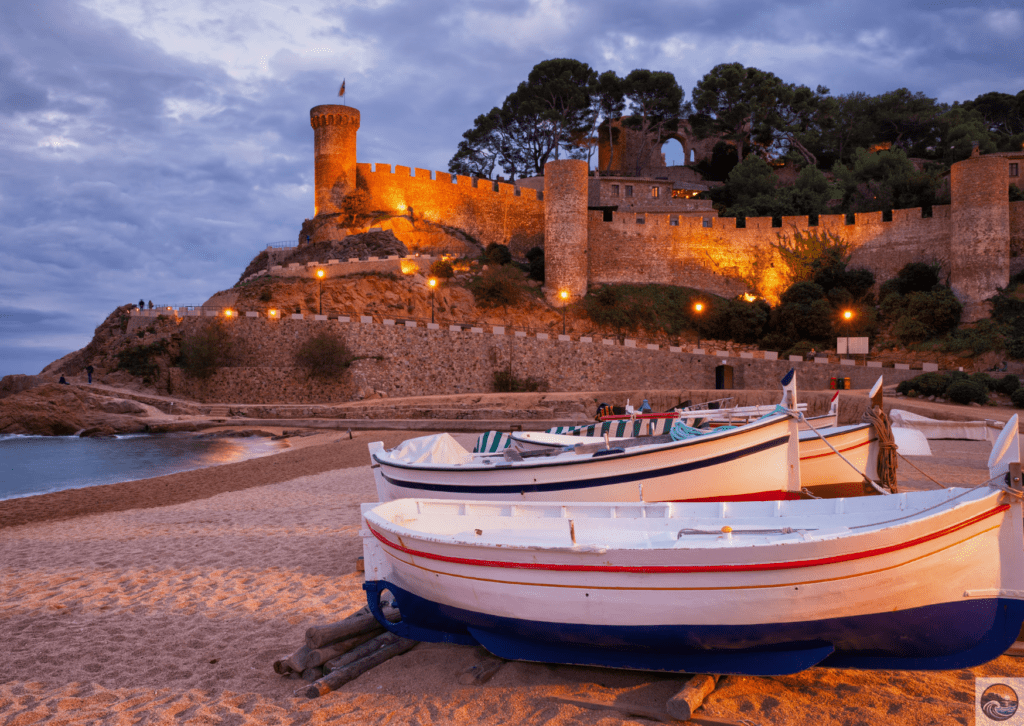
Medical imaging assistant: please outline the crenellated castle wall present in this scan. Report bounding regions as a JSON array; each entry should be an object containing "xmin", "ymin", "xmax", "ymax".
[
  {"xmin": 357, "ymin": 163, "xmax": 545, "ymax": 256},
  {"xmin": 586, "ymin": 206, "xmax": 956, "ymax": 303}
]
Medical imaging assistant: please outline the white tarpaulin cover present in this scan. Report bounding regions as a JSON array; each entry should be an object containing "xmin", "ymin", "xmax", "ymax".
[
  {"xmin": 889, "ymin": 409, "xmax": 1002, "ymax": 443},
  {"xmin": 891, "ymin": 427, "xmax": 932, "ymax": 456},
  {"xmin": 390, "ymin": 433, "xmax": 473, "ymax": 465}
]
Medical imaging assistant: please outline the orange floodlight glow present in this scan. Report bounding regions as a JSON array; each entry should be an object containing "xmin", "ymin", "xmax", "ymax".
[
  {"xmin": 400, "ymin": 259, "xmax": 419, "ymax": 275},
  {"xmin": 428, "ymin": 277, "xmax": 438, "ymax": 288},
  {"xmin": 843, "ymin": 310, "xmax": 853, "ymax": 321},
  {"xmin": 316, "ymin": 269, "xmax": 325, "ymax": 279},
  {"xmin": 694, "ymin": 302, "xmax": 704, "ymax": 313},
  {"xmin": 559, "ymin": 290, "xmax": 569, "ymax": 301}
]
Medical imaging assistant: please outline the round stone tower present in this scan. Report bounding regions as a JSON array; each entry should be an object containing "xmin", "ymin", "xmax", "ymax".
[
  {"xmin": 543, "ymin": 159, "xmax": 590, "ymax": 304},
  {"xmin": 950, "ymin": 152, "xmax": 1010, "ymax": 321},
  {"xmin": 310, "ymin": 105, "xmax": 360, "ymax": 217}
]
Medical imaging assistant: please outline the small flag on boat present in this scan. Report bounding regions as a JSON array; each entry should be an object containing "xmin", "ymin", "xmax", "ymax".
[{"xmin": 338, "ymin": 79, "xmax": 346, "ymax": 97}]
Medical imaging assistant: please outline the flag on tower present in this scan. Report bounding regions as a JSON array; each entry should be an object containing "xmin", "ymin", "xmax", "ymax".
[{"xmin": 338, "ymin": 79, "xmax": 346, "ymax": 97}]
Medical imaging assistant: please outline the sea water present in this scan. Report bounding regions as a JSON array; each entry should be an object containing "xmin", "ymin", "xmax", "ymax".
[{"xmin": 0, "ymin": 433, "xmax": 287, "ymax": 501}]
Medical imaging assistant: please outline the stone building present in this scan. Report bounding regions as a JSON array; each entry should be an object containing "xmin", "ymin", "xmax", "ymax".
[{"xmin": 303, "ymin": 104, "xmax": 1024, "ymax": 319}]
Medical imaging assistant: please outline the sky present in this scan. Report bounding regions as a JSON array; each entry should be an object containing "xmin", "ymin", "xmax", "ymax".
[{"xmin": 1, "ymin": 0, "xmax": 1022, "ymax": 378}]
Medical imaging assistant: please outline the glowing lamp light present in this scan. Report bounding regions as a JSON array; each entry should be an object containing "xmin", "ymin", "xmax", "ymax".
[
  {"xmin": 224, "ymin": 309, "xmax": 235, "ymax": 318},
  {"xmin": 843, "ymin": 310, "xmax": 853, "ymax": 321},
  {"xmin": 742, "ymin": 293, "xmax": 757, "ymax": 303},
  {"xmin": 694, "ymin": 302, "xmax": 704, "ymax": 313},
  {"xmin": 428, "ymin": 277, "xmax": 438, "ymax": 289},
  {"xmin": 316, "ymin": 269, "xmax": 325, "ymax": 279},
  {"xmin": 400, "ymin": 259, "xmax": 419, "ymax": 275},
  {"xmin": 268, "ymin": 309, "xmax": 279, "ymax": 319},
  {"xmin": 559, "ymin": 290, "xmax": 569, "ymax": 301}
]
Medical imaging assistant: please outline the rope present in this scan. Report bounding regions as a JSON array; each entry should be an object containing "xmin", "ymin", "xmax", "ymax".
[
  {"xmin": 895, "ymin": 450, "xmax": 949, "ymax": 490},
  {"xmin": 793, "ymin": 410, "xmax": 890, "ymax": 496},
  {"xmin": 862, "ymin": 405, "xmax": 898, "ymax": 494}
]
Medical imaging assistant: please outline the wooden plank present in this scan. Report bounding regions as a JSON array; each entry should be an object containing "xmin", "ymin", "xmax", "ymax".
[
  {"xmin": 667, "ymin": 674, "xmax": 719, "ymax": 721},
  {"xmin": 299, "ymin": 637, "xmax": 418, "ymax": 699}
]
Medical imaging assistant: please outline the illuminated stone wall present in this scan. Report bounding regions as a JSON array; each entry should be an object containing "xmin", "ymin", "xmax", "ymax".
[
  {"xmin": 356, "ymin": 163, "xmax": 545, "ymax": 256},
  {"xmin": 587, "ymin": 207, "xmax": 954, "ymax": 304}
]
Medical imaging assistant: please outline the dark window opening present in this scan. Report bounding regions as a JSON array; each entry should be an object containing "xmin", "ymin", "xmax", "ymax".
[
  {"xmin": 1011, "ymin": 163, "xmax": 1019, "ymax": 177},
  {"xmin": 882, "ymin": 210, "xmax": 893, "ymax": 222},
  {"xmin": 636, "ymin": 215, "xmax": 645, "ymax": 224},
  {"xmin": 625, "ymin": 185, "xmax": 633, "ymax": 197},
  {"xmin": 845, "ymin": 213, "xmax": 856, "ymax": 225},
  {"xmin": 611, "ymin": 184, "xmax": 619, "ymax": 196},
  {"xmin": 702, "ymin": 217, "xmax": 713, "ymax": 228},
  {"xmin": 651, "ymin": 186, "xmax": 660, "ymax": 198},
  {"xmin": 670, "ymin": 215, "xmax": 679, "ymax": 226}
]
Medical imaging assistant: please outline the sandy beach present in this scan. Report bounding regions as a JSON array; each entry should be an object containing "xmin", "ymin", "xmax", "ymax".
[{"xmin": 2, "ymin": 427, "xmax": 1023, "ymax": 725}]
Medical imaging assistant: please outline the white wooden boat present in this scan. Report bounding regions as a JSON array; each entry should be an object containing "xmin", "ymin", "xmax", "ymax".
[
  {"xmin": 370, "ymin": 410, "xmax": 801, "ymax": 503},
  {"xmin": 361, "ymin": 419, "xmax": 1024, "ymax": 675}
]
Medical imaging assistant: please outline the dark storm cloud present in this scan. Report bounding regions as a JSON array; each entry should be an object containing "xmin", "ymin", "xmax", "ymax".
[{"xmin": 0, "ymin": 0, "xmax": 1020, "ymax": 376}]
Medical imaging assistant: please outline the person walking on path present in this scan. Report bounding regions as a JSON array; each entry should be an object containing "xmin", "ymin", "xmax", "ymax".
[{"xmin": 86, "ymin": 365, "xmax": 94, "ymax": 384}]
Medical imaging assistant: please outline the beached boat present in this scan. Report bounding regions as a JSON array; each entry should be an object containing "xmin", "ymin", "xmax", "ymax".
[
  {"xmin": 370, "ymin": 409, "xmax": 801, "ymax": 503},
  {"xmin": 509, "ymin": 378, "xmax": 883, "ymax": 497},
  {"xmin": 361, "ymin": 418, "xmax": 1023, "ymax": 676},
  {"xmin": 370, "ymin": 370, "xmax": 805, "ymax": 505}
]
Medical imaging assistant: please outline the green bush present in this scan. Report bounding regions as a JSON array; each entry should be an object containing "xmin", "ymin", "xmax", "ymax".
[
  {"xmin": 178, "ymin": 320, "xmax": 234, "ymax": 380},
  {"xmin": 892, "ymin": 316, "xmax": 932, "ymax": 345},
  {"xmin": 116, "ymin": 340, "xmax": 168, "ymax": 383},
  {"xmin": 1012, "ymin": 387, "xmax": 1024, "ymax": 409},
  {"xmin": 896, "ymin": 372, "xmax": 952, "ymax": 397},
  {"xmin": 946, "ymin": 380, "xmax": 988, "ymax": 405},
  {"xmin": 483, "ymin": 243, "xmax": 512, "ymax": 266},
  {"xmin": 968, "ymin": 372, "xmax": 997, "ymax": 391},
  {"xmin": 1008, "ymin": 336, "xmax": 1024, "ymax": 360},
  {"xmin": 470, "ymin": 264, "xmax": 526, "ymax": 309},
  {"xmin": 996, "ymin": 375, "xmax": 1021, "ymax": 396},
  {"xmin": 294, "ymin": 332, "xmax": 354, "ymax": 379},
  {"xmin": 430, "ymin": 259, "xmax": 455, "ymax": 279},
  {"xmin": 783, "ymin": 341, "xmax": 817, "ymax": 360}
]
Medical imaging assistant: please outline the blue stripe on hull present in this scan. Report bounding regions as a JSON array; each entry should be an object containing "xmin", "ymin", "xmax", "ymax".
[
  {"xmin": 364, "ymin": 580, "xmax": 1024, "ymax": 676},
  {"xmin": 380, "ymin": 435, "xmax": 789, "ymax": 496}
]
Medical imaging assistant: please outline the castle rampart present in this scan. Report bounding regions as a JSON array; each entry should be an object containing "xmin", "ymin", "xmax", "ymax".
[
  {"xmin": 307, "ymin": 104, "xmax": 1021, "ymax": 317},
  {"xmin": 356, "ymin": 162, "xmax": 545, "ymax": 255}
]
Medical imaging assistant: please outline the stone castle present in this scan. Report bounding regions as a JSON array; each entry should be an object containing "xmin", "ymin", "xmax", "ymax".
[{"xmin": 303, "ymin": 104, "xmax": 1024, "ymax": 321}]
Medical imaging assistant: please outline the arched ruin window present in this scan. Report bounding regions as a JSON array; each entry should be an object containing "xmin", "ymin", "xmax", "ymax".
[{"xmin": 661, "ymin": 138, "xmax": 686, "ymax": 167}]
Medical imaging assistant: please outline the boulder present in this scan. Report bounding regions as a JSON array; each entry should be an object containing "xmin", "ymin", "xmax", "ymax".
[{"xmin": 0, "ymin": 384, "xmax": 150, "ymax": 437}]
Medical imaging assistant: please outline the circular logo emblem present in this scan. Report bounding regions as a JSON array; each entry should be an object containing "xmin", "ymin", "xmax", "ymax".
[{"xmin": 981, "ymin": 683, "xmax": 1019, "ymax": 722}]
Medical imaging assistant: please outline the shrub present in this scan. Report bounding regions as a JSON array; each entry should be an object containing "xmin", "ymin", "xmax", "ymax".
[
  {"xmin": 894, "ymin": 262, "xmax": 941, "ymax": 294},
  {"xmin": 968, "ymin": 372, "xmax": 997, "ymax": 391},
  {"xmin": 946, "ymin": 380, "xmax": 988, "ymax": 405},
  {"xmin": 470, "ymin": 264, "xmax": 526, "ymax": 309},
  {"xmin": 178, "ymin": 320, "xmax": 234, "ymax": 379},
  {"xmin": 996, "ymin": 375, "xmax": 1021, "ymax": 396},
  {"xmin": 783, "ymin": 340, "xmax": 816, "ymax": 360},
  {"xmin": 483, "ymin": 243, "xmax": 512, "ymax": 266},
  {"xmin": 896, "ymin": 372, "xmax": 952, "ymax": 397},
  {"xmin": 892, "ymin": 316, "xmax": 932, "ymax": 345},
  {"xmin": 294, "ymin": 332, "xmax": 354, "ymax": 379},
  {"xmin": 116, "ymin": 340, "xmax": 167, "ymax": 383},
  {"xmin": 259, "ymin": 288, "xmax": 274, "ymax": 303},
  {"xmin": 1008, "ymin": 336, "xmax": 1024, "ymax": 360},
  {"xmin": 430, "ymin": 259, "xmax": 455, "ymax": 279},
  {"xmin": 1012, "ymin": 387, "xmax": 1024, "ymax": 409}
]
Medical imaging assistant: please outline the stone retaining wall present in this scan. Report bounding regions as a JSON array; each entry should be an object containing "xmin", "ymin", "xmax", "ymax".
[{"xmin": 165, "ymin": 316, "xmax": 926, "ymax": 404}]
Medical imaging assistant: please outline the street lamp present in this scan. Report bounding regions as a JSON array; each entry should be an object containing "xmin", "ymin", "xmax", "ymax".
[
  {"xmin": 559, "ymin": 290, "xmax": 569, "ymax": 334},
  {"xmin": 428, "ymin": 277, "xmax": 438, "ymax": 323},
  {"xmin": 316, "ymin": 269, "xmax": 325, "ymax": 315},
  {"xmin": 842, "ymin": 309, "xmax": 854, "ymax": 358},
  {"xmin": 693, "ymin": 301, "xmax": 704, "ymax": 350}
]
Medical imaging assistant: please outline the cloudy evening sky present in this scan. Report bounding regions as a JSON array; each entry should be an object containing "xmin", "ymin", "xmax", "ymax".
[{"xmin": 1, "ymin": 0, "xmax": 1022, "ymax": 378}]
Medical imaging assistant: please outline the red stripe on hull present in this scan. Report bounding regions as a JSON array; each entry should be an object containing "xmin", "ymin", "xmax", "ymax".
[
  {"xmin": 800, "ymin": 438, "xmax": 871, "ymax": 462},
  {"xmin": 368, "ymin": 504, "xmax": 1008, "ymax": 575},
  {"xmin": 672, "ymin": 490, "xmax": 803, "ymax": 503}
]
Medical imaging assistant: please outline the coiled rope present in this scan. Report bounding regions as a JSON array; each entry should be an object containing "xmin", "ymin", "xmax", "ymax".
[{"xmin": 862, "ymin": 405, "xmax": 898, "ymax": 493}]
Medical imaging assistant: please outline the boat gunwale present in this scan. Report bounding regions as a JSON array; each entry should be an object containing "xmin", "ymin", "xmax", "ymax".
[
  {"xmin": 363, "ymin": 488, "xmax": 1008, "ymax": 573},
  {"xmin": 374, "ymin": 414, "xmax": 794, "ymax": 473}
]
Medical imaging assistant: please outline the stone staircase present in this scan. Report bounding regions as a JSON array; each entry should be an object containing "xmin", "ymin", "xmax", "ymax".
[{"xmin": 207, "ymin": 405, "xmax": 231, "ymax": 418}]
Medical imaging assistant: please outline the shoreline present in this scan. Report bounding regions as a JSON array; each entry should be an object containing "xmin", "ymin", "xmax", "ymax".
[{"xmin": 0, "ymin": 428, "xmax": 436, "ymax": 530}]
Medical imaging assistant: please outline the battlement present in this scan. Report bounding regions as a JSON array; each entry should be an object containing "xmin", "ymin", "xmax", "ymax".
[
  {"xmin": 310, "ymin": 105, "xmax": 360, "ymax": 128},
  {"xmin": 359, "ymin": 163, "xmax": 544, "ymax": 201}
]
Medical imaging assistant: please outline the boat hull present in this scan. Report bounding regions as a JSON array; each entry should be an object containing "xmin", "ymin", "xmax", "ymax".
[
  {"xmin": 364, "ymin": 580, "xmax": 1023, "ymax": 675},
  {"xmin": 374, "ymin": 416, "xmax": 801, "ymax": 503},
  {"xmin": 362, "ymin": 488, "xmax": 1024, "ymax": 675}
]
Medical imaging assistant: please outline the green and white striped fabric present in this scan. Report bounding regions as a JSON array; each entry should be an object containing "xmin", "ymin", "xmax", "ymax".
[
  {"xmin": 473, "ymin": 430, "xmax": 513, "ymax": 453},
  {"xmin": 546, "ymin": 419, "xmax": 670, "ymax": 438}
]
